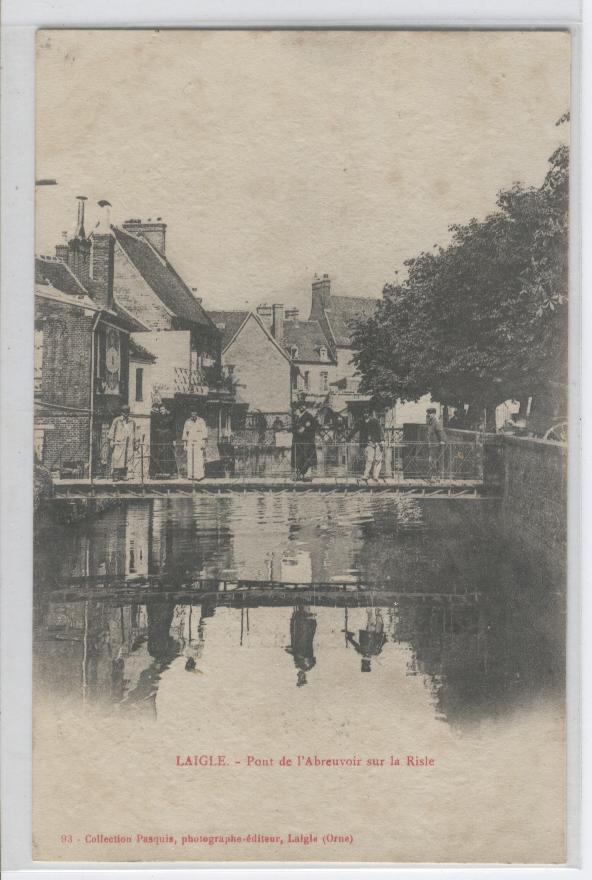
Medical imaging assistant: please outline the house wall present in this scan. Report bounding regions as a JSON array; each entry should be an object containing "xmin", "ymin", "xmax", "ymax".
[
  {"xmin": 113, "ymin": 243, "xmax": 173, "ymax": 330},
  {"xmin": 131, "ymin": 331, "xmax": 191, "ymax": 401},
  {"xmin": 129, "ymin": 358, "xmax": 154, "ymax": 417},
  {"xmin": 35, "ymin": 296, "xmax": 94, "ymax": 471},
  {"xmin": 335, "ymin": 347, "xmax": 359, "ymax": 383},
  {"xmin": 223, "ymin": 315, "xmax": 291, "ymax": 412},
  {"xmin": 294, "ymin": 361, "xmax": 336, "ymax": 398}
]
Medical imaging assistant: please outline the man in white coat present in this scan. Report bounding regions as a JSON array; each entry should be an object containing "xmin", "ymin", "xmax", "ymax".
[
  {"xmin": 108, "ymin": 405, "xmax": 138, "ymax": 481},
  {"xmin": 182, "ymin": 409, "xmax": 207, "ymax": 480}
]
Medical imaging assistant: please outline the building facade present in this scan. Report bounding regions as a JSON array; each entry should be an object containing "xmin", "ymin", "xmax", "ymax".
[{"xmin": 209, "ymin": 309, "xmax": 292, "ymax": 417}]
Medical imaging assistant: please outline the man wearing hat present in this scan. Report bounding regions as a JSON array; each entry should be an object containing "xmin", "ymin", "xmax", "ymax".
[
  {"xmin": 291, "ymin": 394, "xmax": 319, "ymax": 481},
  {"xmin": 108, "ymin": 405, "xmax": 138, "ymax": 481},
  {"xmin": 426, "ymin": 407, "xmax": 446, "ymax": 478}
]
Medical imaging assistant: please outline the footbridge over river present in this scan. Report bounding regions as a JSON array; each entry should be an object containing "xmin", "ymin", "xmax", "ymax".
[{"xmin": 52, "ymin": 475, "xmax": 488, "ymax": 499}]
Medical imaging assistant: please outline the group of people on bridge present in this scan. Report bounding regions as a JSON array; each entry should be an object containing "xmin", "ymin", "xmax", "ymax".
[{"xmin": 105, "ymin": 398, "xmax": 447, "ymax": 483}]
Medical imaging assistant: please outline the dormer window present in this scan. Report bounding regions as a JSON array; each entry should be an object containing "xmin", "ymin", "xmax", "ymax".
[
  {"xmin": 319, "ymin": 345, "xmax": 328, "ymax": 361},
  {"xmin": 290, "ymin": 345, "xmax": 299, "ymax": 359}
]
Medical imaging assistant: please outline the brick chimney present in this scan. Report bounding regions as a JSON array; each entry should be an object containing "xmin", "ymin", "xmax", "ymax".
[
  {"xmin": 312, "ymin": 273, "xmax": 331, "ymax": 308},
  {"xmin": 256, "ymin": 303, "xmax": 273, "ymax": 329},
  {"xmin": 122, "ymin": 217, "xmax": 166, "ymax": 255},
  {"xmin": 90, "ymin": 200, "xmax": 114, "ymax": 310},
  {"xmin": 272, "ymin": 303, "xmax": 284, "ymax": 341},
  {"xmin": 66, "ymin": 196, "xmax": 91, "ymax": 286},
  {"xmin": 55, "ymin": 232, "xmax": 69, "ymax": 263}
]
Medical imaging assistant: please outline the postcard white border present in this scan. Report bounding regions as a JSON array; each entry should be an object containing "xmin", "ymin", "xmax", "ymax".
[{"xmin": 1, "ymin": 0, "xmax": 588, "ymax": 878}]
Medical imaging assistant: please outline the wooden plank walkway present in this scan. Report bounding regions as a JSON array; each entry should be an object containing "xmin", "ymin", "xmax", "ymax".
[{"xmin": 51, "ymin": 475, "xmax": 488, "ymax": 499}]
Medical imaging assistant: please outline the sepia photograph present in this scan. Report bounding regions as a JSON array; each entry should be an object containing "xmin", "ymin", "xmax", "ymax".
[{"xmin": 32, "ymin": 28, "xmax": 570, "ymax": 863}]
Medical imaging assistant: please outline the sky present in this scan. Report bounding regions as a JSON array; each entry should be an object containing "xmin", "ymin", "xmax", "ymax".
[{"xmin": 36, "ymin": 29, "xmax": 570, "ymax": 316}]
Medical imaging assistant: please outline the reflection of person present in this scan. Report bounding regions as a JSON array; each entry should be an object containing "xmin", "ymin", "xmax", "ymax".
[
  {"xmin": 108, "ymin": 405, "xmax": 137, "ymax": 480},
  {"xmin": 348, "ymin": 409, "xmax": 384, "ymax": 480},
  {"xmin": 146, "ymin": 600, "xmax": 180, "ymax": 664},
  {"xmin": 285, "ymin": 605, "xmax": 317, "ymax": 686},
  {"xmin": 182, "ymin": 410, "xmax": 207, "ymax": 480},
  {"xmin": 426, "ymin": 407, "xmax": 446, "ymax": 478},
  {"xmin": 291, "ymin": 396, "xmax": 319, "ymax": 481},
  {"xmin": 345, "ymin": 608, "xmax": 387, "ymax": 672}
]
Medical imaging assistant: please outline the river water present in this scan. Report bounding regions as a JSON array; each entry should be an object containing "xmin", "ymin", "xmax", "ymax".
[{"xmin": 33, "ymin": 494, "xmax": 566, "ymax": 862}]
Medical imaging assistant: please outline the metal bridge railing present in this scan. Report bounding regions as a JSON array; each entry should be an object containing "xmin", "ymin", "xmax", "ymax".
[{"xmin": 50, "ymin": 439, "xmax": 483, "ymax": 483}]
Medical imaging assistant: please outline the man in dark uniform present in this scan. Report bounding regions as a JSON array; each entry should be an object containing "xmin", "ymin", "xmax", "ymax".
[{"xmin": 291, "ymin": 395, "xmax": 319, "ymax": 481}]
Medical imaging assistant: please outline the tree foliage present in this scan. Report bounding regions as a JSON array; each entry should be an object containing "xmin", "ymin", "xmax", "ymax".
[{"xmin": 351, "ymin": 133, "xmax": 569, "ymax": 420}]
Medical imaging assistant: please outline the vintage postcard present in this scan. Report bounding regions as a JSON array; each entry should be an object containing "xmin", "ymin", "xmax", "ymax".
[{"xmin": 33, "ymin": 29, "xmax": 570, "ymax": 863}]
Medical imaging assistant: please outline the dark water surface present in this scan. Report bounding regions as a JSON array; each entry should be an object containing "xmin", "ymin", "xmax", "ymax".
[{"xmin": 34, "ymin": 494, "xmax": 565, "ymax": 732}]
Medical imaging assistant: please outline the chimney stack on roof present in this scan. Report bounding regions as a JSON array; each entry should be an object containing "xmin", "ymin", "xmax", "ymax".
[
  {"xmin": 66, "ymin": 197, "xmax": 91, "ymax": 285},
  {"xmin": 312, "ymin": 273, "xmax": 331, "ymax": 308},
  {"xmin": 272, "ymin": 303, "xmax": 284, "ymax": 342},
  {"xmin": 75, "ymin": 195, "xmax": 87, "ymax": 239},
  {"xmin": 285, "ymin": 306, "xmax": 299, "ymax": 321},
  {"xmin": 55, "ymin": 231, "xmax": 69, "ymax": 263},
  {"xmin": 91, "ymin": 200, "xmax": 115, "ymax": 310},
  {"xmin": 256, "ymin": 303, "xmax": 273, "ymax": 329},
  {"xmin": 122, "ymin": 218, "xmax": 167, "ymax": 255}
]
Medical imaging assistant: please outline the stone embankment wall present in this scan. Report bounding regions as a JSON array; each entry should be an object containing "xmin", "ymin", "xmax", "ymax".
[{"xmin": 498, "ymin": 435, "xmax": 568, "ymax": 576}]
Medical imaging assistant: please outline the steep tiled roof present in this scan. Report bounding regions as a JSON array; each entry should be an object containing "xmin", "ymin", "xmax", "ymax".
[
  {"xmin": 282, "ymin": 320, "xmax": 335, "ymax": 363},
  {"xmin": 35, "ymin": 257, "xmax": 88, "ymax": 298},
  {"xmin": 323, "ymin": 295, "xmax": 378, "ymax": 347},
  {"xmin": 112, "ymin": 226, "xmax": 214, "ymax": 328},
  {"xmin": 208, "ymin": 310, "xmax": 250, "ymax": 349}
]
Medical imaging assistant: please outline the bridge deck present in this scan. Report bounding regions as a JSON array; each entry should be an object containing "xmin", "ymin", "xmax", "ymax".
[{"xmin": 52, "ymin": 476, "xmax": 487, "ymax": 498}]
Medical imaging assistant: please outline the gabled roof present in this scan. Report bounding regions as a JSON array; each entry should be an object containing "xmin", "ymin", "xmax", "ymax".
[
  {"xmin": 323, "ymin": 295, "xmax": 378, "ymax": 347},
  {"xmin": 35, "ymin": 257, "xmax": 88, "ymax": 298},
  {"xmin": 209, "ymin": 309, "xmax": 291, "ymax": 362},
  {"xmin": 112, "ymin": 226, "xmax": 215, "ymax": 329},
  {"xmin": 281, "ymin": 320, "xmax": 335, "ymax": 363},
  {"xmin": 208, "ymin": 310, "xmax": 250, "ymax": 349}
]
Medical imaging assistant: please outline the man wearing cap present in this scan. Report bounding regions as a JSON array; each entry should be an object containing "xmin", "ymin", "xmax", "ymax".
[
  {"xmin": 182, "ymin": 409, "xmax": 208, "ymax": 480},
  {"xmin": 108, "ymin": 405, "xmax": 138, "ymax": 481},
  {"xmin": 426, "ymin": 407, "xmax": 446, "ymax": 478}
]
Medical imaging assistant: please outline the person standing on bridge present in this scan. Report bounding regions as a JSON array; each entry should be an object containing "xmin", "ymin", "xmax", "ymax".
[
  {"xmin": 108, "ymin": 405, "xmax": 138, "ymax": 481},
  {"xmin": 426, "ymin": 407, "xmax": 446, "ymax": 479},
  {"xmin": 182, "ymin": 409, "xmax": 208, "ymax": 480},
  {"xmin": 291, "ymin": 396, "xmax": 319, "ymax": 481},
  {"xmin": 348, "ymin": 408, "xmax": 384, "ymax": 480}
]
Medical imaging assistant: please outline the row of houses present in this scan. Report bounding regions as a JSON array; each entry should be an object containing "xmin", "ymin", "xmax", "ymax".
[{"xmin": 34, "ymin": 197, "xmax": 436, "ymax": 478}]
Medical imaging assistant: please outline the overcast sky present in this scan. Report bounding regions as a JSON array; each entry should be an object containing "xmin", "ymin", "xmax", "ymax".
[{"xmin": 36, "ymin": 29, "xmax": 570, "ymax": 316}]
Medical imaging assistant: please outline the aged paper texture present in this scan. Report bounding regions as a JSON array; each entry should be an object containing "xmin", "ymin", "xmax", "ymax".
[{"xmin": 34, "ymin": 29, "xmax": 570, "ymax": 862}]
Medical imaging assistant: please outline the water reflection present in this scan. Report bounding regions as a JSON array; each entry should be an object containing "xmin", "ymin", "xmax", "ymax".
[{"xmin": 34, "ymin": 495, "xmax": 565, "ymax": 731}]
